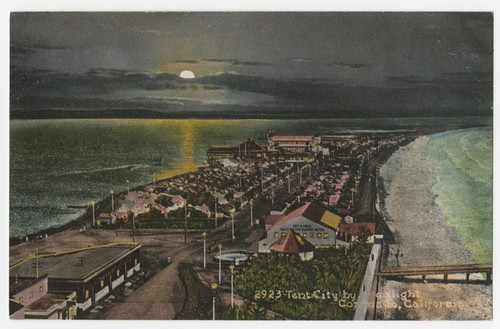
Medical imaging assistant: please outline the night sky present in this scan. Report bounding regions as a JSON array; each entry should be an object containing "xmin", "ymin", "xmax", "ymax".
[{"xmin": 10, "ymin": 12, "xmax": 493, "ymax": 118}]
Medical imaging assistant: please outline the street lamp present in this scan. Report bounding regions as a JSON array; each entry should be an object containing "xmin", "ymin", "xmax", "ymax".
[
  {"xmin": 202, "ymin": 232, "xmax": 208, "ymax": 268},
  {"xmin": 132, "ymin": 214, "xmax": 136, "ymax": 243},
  {"xmin": 213, "ymin": 188, "xmax": 218, "ymax": 228},
  {"xmin": 211, "ymin": 282, "xmax": 218, "ymax": 320},
  {"xmin": 184, "ymin": 204, "xmax": 189, "ymax": 244},
  {"xmin": 126, "ymin": 180, "xmax": 130, "ymax": 193},
  {"xmin": 110, "ymin": 190, "xmax": 114, "ymax": 212},
  {"xmin": 229, "ymin": 264, "xmax": 235, "ymax": 308},
  {"xmin": 90, "ymin": 200, "xmax": 96, "ymax": 227},
  {"xmin": 231, "ymin": 211, "xmax": 235, "ymax": 242},
  {"xmin": 250, "ymin": 199, "xmax": 254, "ymax": 227},
  {"xmin": 218, "ymin": 243, "xmax": 223, "ymax": 284}
]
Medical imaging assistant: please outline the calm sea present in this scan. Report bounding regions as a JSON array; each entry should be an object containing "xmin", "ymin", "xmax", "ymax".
[
  {"xmin": 427, "ymin": 128, "xmax": 493, "ymax": 263},
  {"xmin": 9, "ymin": 117, "xmax": 491, "ymax": 238}
]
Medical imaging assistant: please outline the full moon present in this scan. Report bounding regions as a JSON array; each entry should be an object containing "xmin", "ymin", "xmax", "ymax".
[{"xmin": 180, "ymin": 70, "xmax": 195, "ymax": 79}]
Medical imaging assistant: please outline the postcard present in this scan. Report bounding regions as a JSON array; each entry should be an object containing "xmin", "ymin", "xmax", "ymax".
[{"xmin": 7, "ymin": 11, "xmax": 493, "ymax": 322}]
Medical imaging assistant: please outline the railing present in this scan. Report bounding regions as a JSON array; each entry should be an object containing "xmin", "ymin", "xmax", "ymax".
[{"xmin": 378, "ymin": 264, "xmax": 493, "ymax": 283}]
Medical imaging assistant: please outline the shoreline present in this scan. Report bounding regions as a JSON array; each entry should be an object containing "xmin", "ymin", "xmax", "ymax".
[
  {"xmin": 378, "ymin": 135, "xmax": 472, "ymax": 266},
  {"xmin": 9, "ymin": 163, "xmax": 207, "ymax": 247},
  {"xmin": 376, "ymin": 130, "xmax": 493, "ymax": 320}
]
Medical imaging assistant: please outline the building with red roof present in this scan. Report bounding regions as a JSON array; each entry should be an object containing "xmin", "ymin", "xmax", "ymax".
[
  {"xmin": 270, "ymin": 229, "xmax": 315, "ymax": 261},
  {"xmin": 259, "ymin": 202, "xmax": 344, "ymax": 253},
  {"xmin": 237, "ymin": 139, "xmax": 267, "ymax": 160},
  {"xmin": 337, "ymin": 222, "xmax": 376, "ymax": 243},
  {"xmin": 207, "ymin": 139, "xmax": 267, "ymax": 162}
]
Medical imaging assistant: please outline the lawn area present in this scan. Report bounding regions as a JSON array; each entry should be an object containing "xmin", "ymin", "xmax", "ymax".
[{"xmin": 232, "ymin": 233, "xmax": 371, "ymax": 320}]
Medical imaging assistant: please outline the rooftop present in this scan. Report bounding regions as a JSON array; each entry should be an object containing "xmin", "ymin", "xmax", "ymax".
[
  {"xmin": 26, "ymin": 292, "xmax": 75, "ymax": 311},
  {"xmin": 338, "ymin": 222, "xmax": 376, "ymax": 236},
  {"xmin": 267, "ymin": 202, "xmax": 342, "ymax": 231},
  {"xmin": 271, "ymin": 135, "xmax": 314, "ymax": 142},
  {"xmin": 270, "ymin": 229, "xmax": 315, "ymax": 254},
  {"xmin": 208, "ymin": 146, "xmax": 237, "ymax": 152},
  {"xmin": 9, "ymin": 243, "xmax": 141, "ymax": 282},
  {"xmin": 9, "ymin": 275, "xmax": 47, "ymax": 297},
  {"xmin": 238, "ymin": 139, "xmax": 266, "ymax": 152}
]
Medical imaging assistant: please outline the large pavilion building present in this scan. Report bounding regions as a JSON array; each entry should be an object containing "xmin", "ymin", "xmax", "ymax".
[
  {"xmin": 259, "ymin": 202, "xmax": 344, "ymax": 253},
  {"xmin": 9, "ymin": 243, "xmax": 142, "ymax": 316},
  {"xmin": 267, "ymin": 132, "xmax": 322, "ymax": 154}
]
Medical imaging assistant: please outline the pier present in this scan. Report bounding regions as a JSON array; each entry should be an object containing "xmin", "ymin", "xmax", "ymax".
[{"xmin": 378, "ymin": 264, "xmax": 493, "ymax": 284}]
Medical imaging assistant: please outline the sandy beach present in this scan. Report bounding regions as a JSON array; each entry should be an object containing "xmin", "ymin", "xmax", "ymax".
[
  {"xmin": 380, "ymin": 136, "xmax": 472, "ymax": 266},
  {"xmin": 377, "ymin": 135, "xmax": 492, "ymax": 320}
]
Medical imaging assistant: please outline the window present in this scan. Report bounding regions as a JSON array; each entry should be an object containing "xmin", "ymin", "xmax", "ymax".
[
  {"xmin": 281, "ymin": 232, "xmax": 287, "ymax": 237},
  {"xmin": 116, "ymin": 269, "xmax": 120, "ymax": 277},
  {"xmin": 18, "ymin": 297, "xmax": 24, "ymax": 305},
  {"xmin": 85, "ymin": 289, "xmax": 90, "ymax": 299},
  {"xmin": 100, "ymin": 280, "xmax": 105, "ymax": 288},
  {"xmin": 39, "ymin": 285, "xmax": 44, "ymax": 293},
  {"xmin": 274, "ymin": 232, "xmax": 279, "ymax": 238},
  {"xmin": 317, "ymin": 233, "xmax": 322, "ymax": 238},
  {"xmin": 135, "ymin": 259, "xmax": 138, "ymax": 265},
  {"xmin": 303, "ymin": 233, "xmax": 307, "ymax": 238},
  {"xmin": 310, "ymin": 233, "xmax": 315, "ymax": 238},
  {"xmin": 29, "ymin": 291, "xmax": 33, "ymax": 299},
  {"xmin": 324, "ymin": 233, "xmax": 330, "ymax": 239}
]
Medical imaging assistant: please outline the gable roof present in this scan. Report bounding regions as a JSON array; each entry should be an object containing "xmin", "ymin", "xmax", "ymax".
[
  {"xmin": 208, "ymin": 146, "xmax": 237, "ymax": 153},
  {"xmin": 238, "ymin": 139, "xmax": 266, "ymax": 152},
  {"xmin": 338, "ymin": 222, "xmax": 376, "ymax": 236},
  {"xmin": 271, "ymin": 135, "xmax": 314, "ymax": 142},
  {"xmin": 267, "ymin": 202, "xmax": 342, "ymax": 231},
  {"xmin": 270, "ymin": 229, "xmax": 315, "ymax": 254}
]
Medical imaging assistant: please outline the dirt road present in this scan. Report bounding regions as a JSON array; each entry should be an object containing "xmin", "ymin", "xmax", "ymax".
[{"xmin": 105, "ymin": 243, "xmax": 198, "ymax": 319}]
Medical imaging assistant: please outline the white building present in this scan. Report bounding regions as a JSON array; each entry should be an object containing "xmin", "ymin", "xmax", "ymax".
[
  {"xmin": 267, "ymin": 132, "xmax": 322, "ymax": 154},
  {"xmin": 259, "ymin": 202, "xmax": 344, "ymax": 253}
]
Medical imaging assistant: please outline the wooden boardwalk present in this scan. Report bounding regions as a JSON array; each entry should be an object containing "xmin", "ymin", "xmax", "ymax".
[{"xmin": 378, "ymin": 264, "xmax": 493, "ymax": 283}]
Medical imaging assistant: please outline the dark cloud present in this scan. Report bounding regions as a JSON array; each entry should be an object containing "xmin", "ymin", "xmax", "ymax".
[
  {"xmin": 287, "ymin": 58, "xmax": 311, "ymax": 63},
  {"xmin": 333, "ymin": 62, "xmax": 371, "ymax": 69},
  {"xmin": 232, "ymin": 61, "xmax": 270, "ymax": 66},
  {"xmin": 200, "ymin": 58, "xmax": 270, "ymax": 66},
  {"xmin": 196, "ymin": 72, "xmax": 492, "ymax": 116},
  {"xmin": 386, "ymin": 72, "xmax": 492, "ymax": 89},
  {"xmin": 174, "ymin": 60, "xmax": 199, "ymax": 64},
  {"xmin": 201, "ymin": 58, "xmax": 237, "ymax": 63},
  {"xmin": 10, "ymin": 65, "xmax": 492, "ymax": 118},
  {"xmin": 10, "ymin": 67, "xmax": 186, "ymax": 103},
  {"xmin": 10, "ymin": 42, "xmax": 36, "ymax": 56},
  {"xmin": 9, "ymin": 12, "xmax": 493, "ymax": 119},
  {"xmin": 202, "ymin": 85, "xmax": 224, "ymax": 91},
  {"xmin": 10, "ymin": 41, "xmax": 67, "ymax": 55}
]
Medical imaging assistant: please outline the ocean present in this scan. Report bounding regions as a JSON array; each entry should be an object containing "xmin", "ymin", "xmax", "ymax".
[
  {"xmin": 426, "ymin": 128, "xmax": 493, "ymax": 264},
  {"xmin": 9, "ymin": 117, "xmax": 491, "ymax": 238}
]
